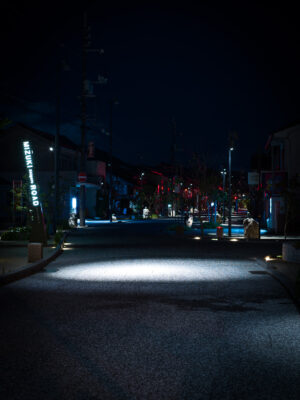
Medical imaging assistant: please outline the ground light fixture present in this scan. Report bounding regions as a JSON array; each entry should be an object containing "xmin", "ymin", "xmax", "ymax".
[
  {"xmin": 264, "ymin": 255, "xmax": 277, "ymax": 261},
  {"xmin": 193, "ymin": 236, "xmax": 201, "ymax": 240},
  {"xmin": 230, "ymin": 238, "xmax": 239, "ymax": 242}
]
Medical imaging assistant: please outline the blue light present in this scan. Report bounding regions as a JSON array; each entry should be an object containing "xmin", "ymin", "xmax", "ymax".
[{"xmin": 72, "ymin": 197, "xmax": 77, "ymax": 211}]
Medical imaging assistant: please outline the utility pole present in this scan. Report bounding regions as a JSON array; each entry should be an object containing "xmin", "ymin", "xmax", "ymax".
[
  {"xmin": 79, "ymin": 13, "xmax": 106, "ymax": 227},
  {"xmin": 54, "ymin": 44, "xmax": 69, "ymax": 233},
  {"xmin": 54, "ymin": 55, "xmax": 61, "ymax": 234},
  {"xmin": 79, "ymin": 13, "xmax": 88, "ymax": 227},
  {"xmin": 108, "ymin": 100, "xmax": 113, "ymax": 223},
  {"xmin": 228, "ymin": 148, "xmax": 234, "ymax": 236},
  {"xmin": 108, "ymin": 101, "xmax": 113, "ymax": 223},
  {"xmin": 221, "ymin": 168, "xmax": 227, "ymax": 223},
  {"xmin": 108, "ymin": 99, "xmax": 119, "ymax": 223},
  {"xmin": 170, "ymin": 118, "xmax": 177, "ymax": 218}
]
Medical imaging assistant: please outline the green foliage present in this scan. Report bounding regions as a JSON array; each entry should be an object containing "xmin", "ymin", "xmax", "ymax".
[
  {"xmin": 151, "ymin": 213, "xmax": 158, "ymax": 219},
  {"xmin": 1, "ymin": 226, "xmax": 31, "ymax": 241},
  {"xmin": 0, "ymin": 118, "xmax": 12, "ymax": 130},
  {"xmin": 57, "ymin": 219, "xmax": 70, "ymax": 230},
  {"xmin": 137, "ymin": 184, "xmax": 157, "ymax": 212},
  {"xmin": 10, "ymin": 173, "xmax": 31, "ymax": 214},
  {"xmin": 216, "ymin": 214, "xmax": 223, "ymax": 224},
  {"xmin": 54, "ymin": 229, "xmax": 64, "ymax": 247}
]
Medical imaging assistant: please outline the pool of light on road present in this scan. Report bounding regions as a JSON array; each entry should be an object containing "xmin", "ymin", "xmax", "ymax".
[{"xmin": 46, "ymin": 258, "xmax": 258, "ymax": 282}]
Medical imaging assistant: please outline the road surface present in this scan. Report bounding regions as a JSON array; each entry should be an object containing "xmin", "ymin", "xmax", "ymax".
[{"xmin": 1, "ymin": 221, "xmax": 300, "ymax": 399}]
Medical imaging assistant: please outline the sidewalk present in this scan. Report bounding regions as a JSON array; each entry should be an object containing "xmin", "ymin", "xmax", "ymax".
[
  {"xmin": 257, "ymin": 257, "xmax": 300, "ymax": 303},
  {"xmin": 172, "ymin": 225, "xmax": 300, "ymax": 304},
  {"xmin": 0, "ymin": 234, "xmax": 66, "ymax": 285}
]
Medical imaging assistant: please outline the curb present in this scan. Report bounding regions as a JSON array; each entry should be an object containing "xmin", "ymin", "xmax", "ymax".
[
  {"xmin": 254, "ymin": 257, "xmax": 300, "ymax": 313},
  {"xmin": 0, "ymin": 232, "xmax": 68, "ymax": 286}
]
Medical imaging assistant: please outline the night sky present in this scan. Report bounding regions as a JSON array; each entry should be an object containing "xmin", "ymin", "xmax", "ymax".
[{"xmin": 1, "ymin": 2, "xmax": 300, "ymax": 170}]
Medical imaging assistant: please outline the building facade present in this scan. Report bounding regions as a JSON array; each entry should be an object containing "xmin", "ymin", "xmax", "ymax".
[{"xmin": 263, "ymin": 123, "xmax": 300, "ymax": 233}]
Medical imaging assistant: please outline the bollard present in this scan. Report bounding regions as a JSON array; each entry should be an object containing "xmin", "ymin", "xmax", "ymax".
[
  {"xmin": 28, "ymin": 242, "xmax": 43, "ymax": 262},
  {"xmin": 216, "ymin": 226, "xmax": 223, "ymax": 239}
]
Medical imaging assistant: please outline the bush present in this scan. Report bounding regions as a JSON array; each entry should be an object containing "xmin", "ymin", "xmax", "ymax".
[
  {"xmin": 1, "ymin": 226, "xmax": 31, "ymax": 241},
  {"xmin": 167, "ymin": 224, "xmax": 192, "ymax": 231},
  {"xmin": 57, "ymin": 219, "xmax": 70, "ymax": 230},
  {"xmin": 151, "ymin": 213, "xmax": 158, "ymax": 219},
  {"xmin": 54, "ymin": 229, "xmax": 64, "ymax": 247}
]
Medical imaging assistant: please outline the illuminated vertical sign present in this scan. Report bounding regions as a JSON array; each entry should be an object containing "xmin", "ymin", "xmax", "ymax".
[{"xmin": 23, "ymin": 141, "xmax": 40, "ymax": 207}]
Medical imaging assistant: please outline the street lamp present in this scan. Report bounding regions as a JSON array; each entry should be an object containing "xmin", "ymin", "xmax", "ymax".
[
  {"xmin": 220, "ymin": 168, "xmax": 227, "ymax": 223},
  {"xmin": 54, "ymin": 45, "xmax": 70, "ymax": 233},
  {"xmin": 108, "ymin": 99, "xmax": 119, "ymax": 223},
  {"xmin": 228, "ymin": 147, "xmax": 234, "ymax": 237}
]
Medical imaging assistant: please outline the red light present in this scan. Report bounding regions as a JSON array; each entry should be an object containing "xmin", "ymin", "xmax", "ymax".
[{"xmin": 151, "ymin": 170, "xmax": 163, "ymax": 176}]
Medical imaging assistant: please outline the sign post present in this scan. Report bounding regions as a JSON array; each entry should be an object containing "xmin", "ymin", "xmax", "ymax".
[{"xmin": 23, "ymin": 141, "xmax": 47, "ymax": 245}]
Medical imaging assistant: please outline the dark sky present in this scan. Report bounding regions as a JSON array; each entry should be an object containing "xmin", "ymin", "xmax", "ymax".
[{"xmin": 1, "ymin": 1, "xmax": 300, "ymax": 170}]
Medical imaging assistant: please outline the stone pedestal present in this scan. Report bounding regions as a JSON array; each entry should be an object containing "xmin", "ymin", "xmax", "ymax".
[{"xmin": 28, "ymin": 242, "xmax": 43, "ymax": 262}]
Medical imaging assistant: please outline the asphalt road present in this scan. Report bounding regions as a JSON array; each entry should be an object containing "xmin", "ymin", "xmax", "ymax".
[{"xmin": 1, "ymin": 221, "xmax": 300, "ymax": 400}]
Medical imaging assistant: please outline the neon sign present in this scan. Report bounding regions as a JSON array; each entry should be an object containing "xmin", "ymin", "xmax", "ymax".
[{"xmin": 23, "ymin": 141, "xmax": 40, "ymax": 206}]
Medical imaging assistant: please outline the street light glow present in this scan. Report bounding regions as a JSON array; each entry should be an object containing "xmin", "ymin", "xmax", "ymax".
[{"xmin": 43, "ymin": 258, "xmax": 252, "ymax": 282}]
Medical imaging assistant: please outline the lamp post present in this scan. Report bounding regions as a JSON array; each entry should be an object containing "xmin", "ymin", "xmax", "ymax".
[
  {"xmin": 54, "ymin": 59, "xmax": 61, "ymax": 234},
  {"xmin": 228, "ymin": 147, "xmax": 234, "ymax": 237},
  {"xmin": 108, "ymin": 99, "xmax": 119, "ymax": 223},
  {"xmin": 54, "ymin": 45, "xmax": 69, "ymax": 234},
  {"xmin": 220, "ymin": 168, "xmax": 227, "ymax": 223},
  {"xmin": 79, "ymin": 13, "xmax": 88, "ymax": 228}
]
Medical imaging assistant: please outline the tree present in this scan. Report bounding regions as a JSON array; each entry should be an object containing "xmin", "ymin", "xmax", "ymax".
[
  {"xmin": 10, "ymin": 174, "xmax": 30, "ymax": 227},
  {"xmin": 0, "ymin": 117, "xmax": 12, "ymax": 130}
]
